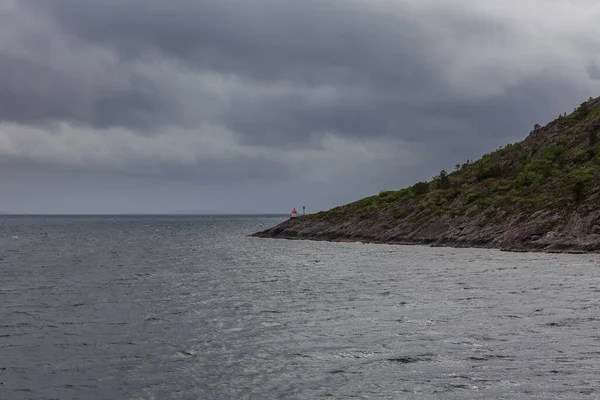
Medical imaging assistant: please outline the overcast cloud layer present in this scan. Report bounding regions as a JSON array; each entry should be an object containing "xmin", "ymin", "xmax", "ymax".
[{"xmin": 1, "ymin": 0, "xmax": 600, "ymax": 213}]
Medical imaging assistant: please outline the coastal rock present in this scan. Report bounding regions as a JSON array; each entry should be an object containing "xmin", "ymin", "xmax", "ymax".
[{"xmin": 253, "ymin": 96, "xmax": 600, "ymax": 253}]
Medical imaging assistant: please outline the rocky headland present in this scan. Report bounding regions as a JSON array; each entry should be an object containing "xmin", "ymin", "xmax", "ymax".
[{"xmin": 253, "ymin": 96, "xmax": 600, "ymax": 253}]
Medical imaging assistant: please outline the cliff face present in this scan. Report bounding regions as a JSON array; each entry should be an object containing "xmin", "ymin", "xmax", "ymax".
[{"xmin": 253, "ymin": 96, "xmax": 600, "ymax": 253}]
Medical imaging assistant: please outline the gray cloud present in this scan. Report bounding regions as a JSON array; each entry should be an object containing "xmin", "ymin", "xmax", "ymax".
[
  {"xmin": 30, "ymin": 1, "xmax": 430, "ymax": 83},
  {"xmin": 1, "ymin": 0, "xmax": 600, "ymax": 213},
  {"xmin": 589, "ymin": 61, "xmax": 600, "ymax": 80}
]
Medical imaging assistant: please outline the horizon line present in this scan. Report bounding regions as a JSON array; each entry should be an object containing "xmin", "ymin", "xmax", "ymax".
[{"xmin": 0, "ymin": 213, "xmax": 292, "ymax": 216}]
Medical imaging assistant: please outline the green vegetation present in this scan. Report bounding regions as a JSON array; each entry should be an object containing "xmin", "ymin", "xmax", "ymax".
[
  {"xmin": 305, "ymin": 95, "xmax": 600, "ymax": 225},
  {"xmin": 410, "ymin": 181, "xmax": 430, "ymax": 195}
]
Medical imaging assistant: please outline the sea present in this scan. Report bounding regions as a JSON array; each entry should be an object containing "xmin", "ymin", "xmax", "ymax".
[{"xmin": 1, "ymin": 215, "xmax": 600, "ymax": 399}]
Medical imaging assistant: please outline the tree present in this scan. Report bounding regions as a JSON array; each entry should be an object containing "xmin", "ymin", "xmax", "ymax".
[
  {"xmin": 436, "ymin": 170, "xmax": 450, "ymax": 189},
  {"xmin": 533, "ymin": 123, "xmax": 541, "ymax": 130},
  {"xmin": 576, "ymin": 102, "xmax": 590, "ymax": 119}
]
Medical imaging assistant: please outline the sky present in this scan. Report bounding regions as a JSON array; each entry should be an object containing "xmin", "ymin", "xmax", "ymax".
[{"xmin": 1, "ymin": 0, "xmax": 600, "ymax": 214}]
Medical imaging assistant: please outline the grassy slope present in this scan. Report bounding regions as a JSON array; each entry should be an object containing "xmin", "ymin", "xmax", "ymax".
[{"xmin": 258, "ymin": 96, "xmax": 600, "ymax": 251}]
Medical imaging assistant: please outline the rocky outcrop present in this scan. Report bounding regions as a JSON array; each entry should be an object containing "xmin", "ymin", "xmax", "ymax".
[
  {"xmin": 253, "ymin": 96, "xmax": 600, "ymax": 253},
  {"xmin": 253, "ymin": 207, "xmax": 600, "ymax": 253}
]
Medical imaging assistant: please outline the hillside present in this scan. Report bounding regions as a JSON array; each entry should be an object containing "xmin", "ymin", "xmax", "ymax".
[{"xmin": 254, "ymin": 96, "xmax": 600, "ymax": 253}]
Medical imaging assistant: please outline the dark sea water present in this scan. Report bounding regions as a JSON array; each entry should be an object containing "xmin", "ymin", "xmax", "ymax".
[{"xmin": 1, "ymin": 215, "xmax": 600, "ymax": 399}]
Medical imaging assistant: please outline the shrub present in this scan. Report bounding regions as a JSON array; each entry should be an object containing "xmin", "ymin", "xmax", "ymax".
[
  {"xmin": 572, "ymin": 149, "xmax": 587, "ymax": 164},
  {"xmin": 524, "ymin": 158, "xmax": 554, "ymax": 178},
  {"xmin": 359, "ymin": 204, "xmax": 380, "ymax": 219},
  {"xmin": 410, "ymin": 181, "xmax": 430, "ymax": 195},
  {"xmin": 378, "ymin": 190, "xmax": 395, "ymax": 200},
  {"xmin": 447, "ymin": 187, "xmax": 462, "ymax": 199},
  {"xmin": 464, "ymin": 192, "xmax": 484, "ymax": 204},
  {"xmin": 393, "ymin": 209, "xmax": 410, "ymax": 219},
  {"xmin": 430, "ymin": 209, "xmax": 446, "ymax": 218},
  {"xmin": 569, "ymin": 167, "xmax": 595, "ymax": 202},
  {"xmin": 514, "ymin": 170, "xmax": 542, "ymax": 188},
  {"xmin": 355, "ymin": 197, "xmax": 376, "ymax": 208},
  {"xmin": 540, "ymin": 145, "xmax": 565, "ymax": 162}
]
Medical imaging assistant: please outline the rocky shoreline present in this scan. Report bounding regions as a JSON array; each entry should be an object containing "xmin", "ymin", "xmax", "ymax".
[
  {"xmin": 252, "ymin": 233, "xmax": 591, "ymax": 254},
  {"xmin": 252, "ymin": 210, "xmax": 600, "ymax": 254},
  {"xmin": 252, "ymin": 230, "xmax": 592, "ymax": 254}
]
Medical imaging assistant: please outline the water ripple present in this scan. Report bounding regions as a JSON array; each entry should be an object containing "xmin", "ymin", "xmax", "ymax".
[{"xmin": 1, "ymin": 215, "xmax": 600, "ymax": 399}]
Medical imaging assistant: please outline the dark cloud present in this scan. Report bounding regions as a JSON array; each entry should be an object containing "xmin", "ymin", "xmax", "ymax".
[
  {"xmin": 1, "ymin": 0, "xmax": 600, "ymax": 213},
  {"xmin": 0, "ymin": 5, "xmax": 181, "ymax": 131},
  {"xmin": 13, "ymin": 0, "xmax": 443, "ymax": 137},
  {"xmin": 30, "ymin": 0, "xmax": 430, "ymax": 84}
]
